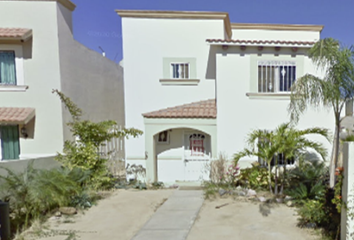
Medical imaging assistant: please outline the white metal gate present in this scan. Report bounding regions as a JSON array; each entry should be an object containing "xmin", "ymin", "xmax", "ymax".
[{"xmin": 183, "ymin": 132, "xmax": 211, "ymax": 181}]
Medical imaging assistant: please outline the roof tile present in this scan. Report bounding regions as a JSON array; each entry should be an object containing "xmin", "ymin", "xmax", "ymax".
[
  {"xmin": 143, "ymin": 99, "xmax": 216, "ymax": 119},
  {"xmin": 0, "ymin": 28, "xmax": 32, "ymax": 40},
  {"xmin": 0, "ymin": 108, "xmax": 35, "ymax": 124}
]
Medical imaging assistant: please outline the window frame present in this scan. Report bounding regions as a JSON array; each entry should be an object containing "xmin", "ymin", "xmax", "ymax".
[
  {"xmin": 170, "ymin": 62, "xmax": 190, "ymax": 79},
  {"xmin": 0, "ymin": 44, "xmax": 25, "ymax": 88},
  {"xmin": 257, "ymin": 60, "xmax": 296, "ymax": 93}
]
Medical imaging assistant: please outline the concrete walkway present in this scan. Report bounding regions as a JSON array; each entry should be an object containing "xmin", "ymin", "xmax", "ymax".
[{"xmin": 131, "ymin": 190, "xmax": 204, "ymax": 240}]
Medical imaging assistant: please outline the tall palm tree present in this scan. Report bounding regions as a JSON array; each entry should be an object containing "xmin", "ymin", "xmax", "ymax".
[
  {"xmin": 234, "ymin": 123, "xmax": 329, "ymax": 194},
  {"xmin": 288, "ymin": 38, "xmax": 354, "ymax": 188}
]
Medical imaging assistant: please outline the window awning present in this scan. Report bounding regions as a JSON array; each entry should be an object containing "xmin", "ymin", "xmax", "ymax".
[
  {"xmin": 0, "ymin": 108, "xmax": 35, "ymax": 125},
  {"xmin": 0, "ymin": 28, "xmax": 32, "ymax": 42}
]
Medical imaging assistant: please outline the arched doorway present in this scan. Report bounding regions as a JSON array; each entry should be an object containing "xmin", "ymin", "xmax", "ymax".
[{"xmin": 154, "ymin": 128, "xmax": 211, "ymax": 182}]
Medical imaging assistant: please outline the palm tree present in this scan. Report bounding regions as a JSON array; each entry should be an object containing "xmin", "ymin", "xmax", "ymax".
[
  {"xmin": 234, "ymin": 123, "xmax": 329, "ymax": 194},
  {"xmin": 234, "ymin": 129, "xmax": 278, "ymax": 193},
  {"xmin": 273, "ymin": 123, "xmax": 329, "ymax": 193},
  {"xmin": 288, "ymin": 38, "xmax": 354, "ymax": 188}
]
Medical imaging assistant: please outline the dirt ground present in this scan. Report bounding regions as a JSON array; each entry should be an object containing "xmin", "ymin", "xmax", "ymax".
[
  {"xmin": 36, "ymin": 189, "xmax": 175, "ymax": 240},
  {"xmin": 27, "ymin": 190, "xmax": 321, "ymax": 240},
  {"xmin": 187, "ymin": 196, "xmax": 320, "ymax": 240}
]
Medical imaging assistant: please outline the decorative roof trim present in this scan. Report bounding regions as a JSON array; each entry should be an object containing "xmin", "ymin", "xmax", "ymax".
[
  {"xmin": 0, "ymin": 0, "xmax": 76, "ymax": 11},
  {"xmin": 206, "ymin": 39, "xmax": 316, "ymax": 47},
  {"xmin": 231, "ymin": 23, "xmax": 324, "ymax": 32},
  {"xmin": 116, "ymin": 10, "xmax": 232, "ymax": 39}
]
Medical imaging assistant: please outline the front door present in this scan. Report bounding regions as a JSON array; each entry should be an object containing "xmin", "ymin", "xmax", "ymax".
[
  {"xmin": 0, "ymin": 125, "xmax": 20, "ymax": 160},
  {"xmin": 184, "ymin": 132, "xmax": 210, "ymax": 181}
]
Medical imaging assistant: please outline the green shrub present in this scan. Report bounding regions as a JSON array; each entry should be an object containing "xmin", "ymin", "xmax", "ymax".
[
  {"xmin": 53, "ymin": 89, "xmax": 142, "ymax": 190},
  {"xmin": 237, "ymin": 166, "xmax": 269, "ymax": 190},
  {"xmin": 0, "ymin": 164, "xmax": 88, "ymax": 230},
  {"xmin": 286, "ymin": 160, "xmax": 327, "ymax": 203},
  {"xmin": 297, "ymin": 199, "xmax": 329, "ymax": 227}
]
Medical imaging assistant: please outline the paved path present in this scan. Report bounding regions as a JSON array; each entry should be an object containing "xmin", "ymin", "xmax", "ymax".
[{"xmin": 131, "ymin": 190, "xmax": 204, "ymax": 240}]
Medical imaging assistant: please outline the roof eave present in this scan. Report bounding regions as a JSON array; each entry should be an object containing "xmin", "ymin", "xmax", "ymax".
[
  {"xmin": 231, "ymin": 23, "xmax": 324, "ymax": 32},
  {"xmin": 207, "ymin": 42, "xmax": 315, "ymax": 48}
]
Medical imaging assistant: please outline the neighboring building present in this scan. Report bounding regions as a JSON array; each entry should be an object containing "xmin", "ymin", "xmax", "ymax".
[
  {"xmin": 0, "ymin": 0, "xmax": 125, "ymax": 162},
  {"xmin": 117, "ymin": 10, "xmax": 334, "ymax": 183}
]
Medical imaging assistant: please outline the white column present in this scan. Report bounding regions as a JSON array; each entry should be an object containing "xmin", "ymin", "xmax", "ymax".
[
  {"xmin": 341, "ymin": 142, "xmax": 354, "ymax": 240},
  {"xmin": 144, "ymin": 127, "xmax": 157, "ymax": 182}
]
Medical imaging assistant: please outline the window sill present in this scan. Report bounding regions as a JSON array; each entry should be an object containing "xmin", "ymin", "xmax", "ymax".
[
  {"xmin": 246, "ymin": 92, "xmax": 291, "ymax": 100},
  {"xmin": 159, "ymin": 79, "xmax": 200, "ymax": 86},
  {"xmin": 0, "ymin": 85, "xmax": 28, "ymax": 92}
]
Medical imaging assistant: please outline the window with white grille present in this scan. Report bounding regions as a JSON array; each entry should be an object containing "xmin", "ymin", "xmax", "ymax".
[
  {"xmin": 258, "ymin": 61, "xmax": 296, "ymax": 93},
  {"xmin": 171, "ymin": 63, "xmax": 189, "ymax": 79}
]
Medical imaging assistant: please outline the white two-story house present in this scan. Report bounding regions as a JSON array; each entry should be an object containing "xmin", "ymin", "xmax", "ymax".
[
  {"xmin": 0, "ymin": 0, "xmax": 125, "ymax": 164},
  {"xmin": 117, "ymin": 10, "xmax": 334, "ymax": 183}
]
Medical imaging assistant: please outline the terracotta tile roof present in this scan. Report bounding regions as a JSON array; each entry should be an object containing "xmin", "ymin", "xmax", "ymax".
[
  {"xmin": 0, "ymin": 108, "xmax": 35, "ymax": 124},
  {"xmin": 206, "ymin": 39, "xmax": 316, "ymax": 46},
  {"xmin": 0, "ymin": 28, "xmax": 32, "ymax": 41},
  {"xmin": 143, "ymin": 99, "xmax": 216, "ymax": 119}
]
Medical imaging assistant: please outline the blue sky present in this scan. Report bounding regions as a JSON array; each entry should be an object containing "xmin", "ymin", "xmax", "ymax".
[{"xmin": 71, "ymin": 0, "xmax": 354, "ymax": 63}]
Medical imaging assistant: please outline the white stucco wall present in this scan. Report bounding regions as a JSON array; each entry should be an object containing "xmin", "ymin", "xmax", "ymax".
[
  {"xmin": 215, "ymin": 46, "xmax": 334, "ymax": 163},
  {"xmin": 0, "ymin": 1, "xmax": 64, "ymax": 156},
  {"xmin": 121, "ymin": 17, "xmax": 224, "ymax": 161},
  {"xmin": 56, "ymin": 4, "xmax": 125, "ymax": 145}
]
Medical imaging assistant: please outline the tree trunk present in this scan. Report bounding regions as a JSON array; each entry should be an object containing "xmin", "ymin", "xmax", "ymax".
[
  {"xmin": 268, "ymin": 163, "xmax": 273, "ymax": 194},
  {"xmin": 330, "ymin": 121, "xmax": 340, "ymax": 188},
  {"xmin": 280, "ymin": 160, "xmax": 287, "ymax": 194},
  {"xmin": 274, "ymin": 166, "xmax": 278, "ymax": 195}
]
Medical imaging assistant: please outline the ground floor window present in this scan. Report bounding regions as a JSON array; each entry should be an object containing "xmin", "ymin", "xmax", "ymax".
[
  {"xmin": 0, "ymin": 125, "xmax": 20, "ymax": 160},
  {"xmin": 259, "ymin": 153, "xmax": 295, "ymax": 167}
]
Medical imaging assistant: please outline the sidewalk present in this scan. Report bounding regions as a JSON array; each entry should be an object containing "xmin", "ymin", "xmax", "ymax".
[{"xmin": 131, "ymin": 190, "xmax": 204, "ymax": 240}]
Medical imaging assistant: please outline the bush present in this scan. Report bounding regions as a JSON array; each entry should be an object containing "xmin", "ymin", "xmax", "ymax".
[
  {"xmin": 237, "ymin": 165, "xmax": 269, "ymax": 190},
  {"xmin": 286, "ymin": 160, "xmax": 328, "ymax": 203},
  {"xmin": 297, "ymin": 199, "xmax": 329, "ymax": 227},
  {"xmin": 0, "ymin": 164, "xmax": 89, "ymax": 231}
]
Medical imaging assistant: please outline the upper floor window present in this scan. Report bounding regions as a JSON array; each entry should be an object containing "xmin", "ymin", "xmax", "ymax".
[
  {"xmin": 0, "ymin": 51, "xmax": 17, "ymax": 85},
  {"xmin": 171, "ymin": 63, "xmax": 189, "ymax": 79},
  {"xmin": 258, "ymin": 61, "xmax": 296, "ymax": 93}
]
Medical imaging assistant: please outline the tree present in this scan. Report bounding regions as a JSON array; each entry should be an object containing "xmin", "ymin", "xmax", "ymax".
[
  {"xmin": 234, "ymin": 123, "xmax": 329, "ymax": 194},
  {"xmin": 52, "ymin": 89, "xmax": 143, "ymax": 188},
  {"xmin": 273, "ymin": 123, "xmax": 329, "ymax": 193},
  {"xmin": 288, "ymin": 38, "xmax": 354, "ymax": 187}
]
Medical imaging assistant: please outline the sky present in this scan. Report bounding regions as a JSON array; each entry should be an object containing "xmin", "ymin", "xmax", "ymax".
[{"xmin": 70, "ymin": 0, "xmax": 354, "ymax": 63}]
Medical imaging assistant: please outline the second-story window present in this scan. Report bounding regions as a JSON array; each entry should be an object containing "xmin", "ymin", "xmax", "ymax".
[
  {"xmin": 258, "ymin": 61, "xmax": 296, "ymax": 93},
  {"xmin": 0, "ymin": 51, "xmax": 17, "ymax": 85},
  {"xmin": 171, "ymin": 63, "xmax": 189, "ymax": 79}
]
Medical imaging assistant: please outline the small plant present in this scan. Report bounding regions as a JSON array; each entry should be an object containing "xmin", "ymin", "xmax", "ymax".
[
  {"xmin": 150, "ymin": 181, "xmax": 164, "ymax": 189},
  {"xmin": 209, "ymin": 153, "xmax": 228, "ymax": 183},
  {"xmin": 126, "ymin": 164, "xmax": 146, "ymax": 182},
  {"xmin": 332, "ymin": 167, "xmax": 344, "ymax": 213},
  {"xmin": 237, "ymin": 165, "xmax": 269, "ymax": 190},
  {"xmin": 297, "ymin": 199, "xmax": 329, "ymax": 228},
  {"xmin": 134, "ymin": 181, "xmax": 147, "ymax": 190}
]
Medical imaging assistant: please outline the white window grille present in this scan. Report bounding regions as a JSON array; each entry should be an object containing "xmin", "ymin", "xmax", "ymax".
[
  {"xmin": 258, "ymin": 61, "xmax": 296, "ymax": 93},
  {"xmin": 171, "ymin": 63, "xmax": 189, "ymax": 79}
]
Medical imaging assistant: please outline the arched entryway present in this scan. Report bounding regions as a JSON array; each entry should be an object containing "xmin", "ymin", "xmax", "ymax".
[{"xmin": 154, "ymin": 127, "xmax": 212, "ymax": 182}]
